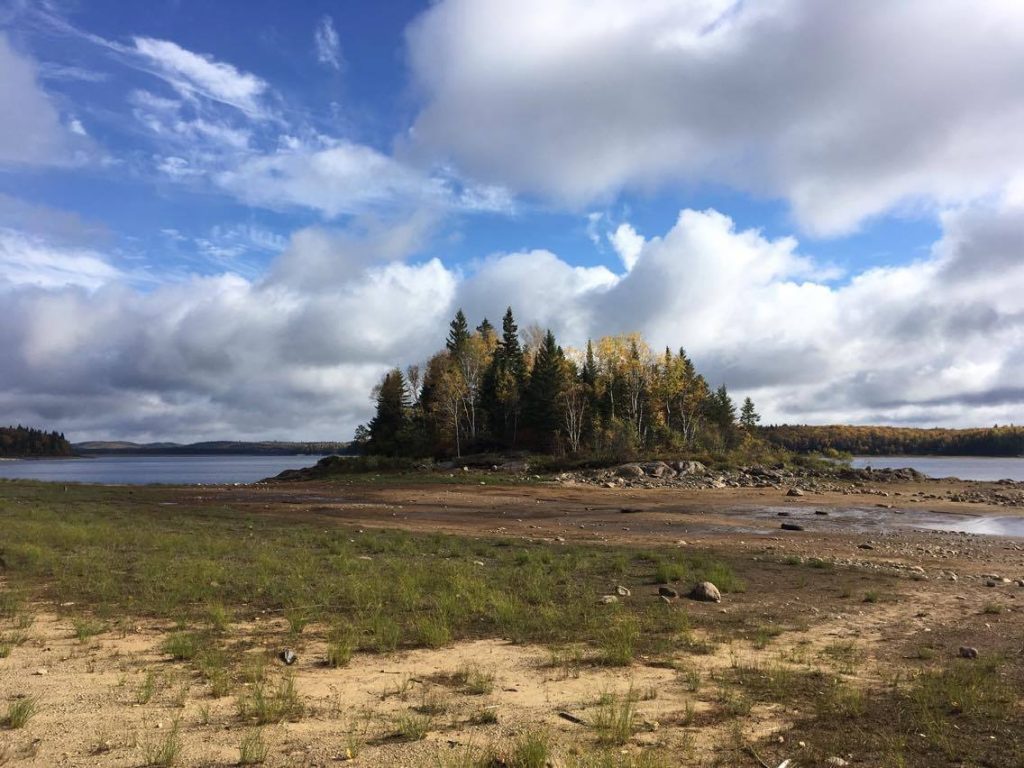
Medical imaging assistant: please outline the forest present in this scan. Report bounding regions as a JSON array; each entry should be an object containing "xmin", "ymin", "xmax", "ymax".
[
  {"xmin": 359, "ymin": 308, "xmax": 760, "ymax": 459},
  {"xmin": 0, "ymin": 425, "xmax": 73, "ymax": 457},
  {"xmin": 761, "ymin": 424, "xmax": 1024, "ymax": 457}
]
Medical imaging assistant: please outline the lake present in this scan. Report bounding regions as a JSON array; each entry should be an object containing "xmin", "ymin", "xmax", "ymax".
[
  {"xmin": 851, "ymin": 455, "xmax": 1024, "ymax": 482},
  {"xmin": 0, "ymin": 455, "xmax": 322, "ymax": 485}
]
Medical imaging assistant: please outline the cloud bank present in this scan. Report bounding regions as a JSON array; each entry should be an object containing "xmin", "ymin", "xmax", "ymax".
[
  {"xmin": 407, "ymin": 0, "xmax": 1024, "ymax": 235},
  {"xmin": 3, "ymin": 206, "xmax": 1023, "ymax": 441}
]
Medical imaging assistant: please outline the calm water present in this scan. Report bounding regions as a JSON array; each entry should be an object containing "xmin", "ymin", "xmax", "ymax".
[
  {"xmin": 851, "ymin": 455, "xmax": 1024, "ymax": 482},
  {"xmin": 0, "ymin": 455, "xmax": 321, "ymax": 485}
]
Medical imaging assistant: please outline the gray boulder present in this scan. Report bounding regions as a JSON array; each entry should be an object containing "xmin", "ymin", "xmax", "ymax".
[
  {"xmin": 689, "ymin": 581, "xmax": 722, "ymax": 603},
  {"xmin": 615, "ymin": 463, "xmax": 645, "ymax": 479}
]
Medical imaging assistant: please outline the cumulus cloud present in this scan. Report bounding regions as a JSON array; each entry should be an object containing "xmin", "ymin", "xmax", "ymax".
[
  {"xmin": 0, "ymin": 33, "xmax": 73, "ymax": 166},
  {"xmin": 3, "ymin": 206, "xmax": 1024, "ymax": 440},
  {"xmin": 314, "ymin": 16, "xmax": 343, "ymax": 71},
  {"xmin": 407, "ymin": 0, "xmax": 1024, "ymax": 234}
]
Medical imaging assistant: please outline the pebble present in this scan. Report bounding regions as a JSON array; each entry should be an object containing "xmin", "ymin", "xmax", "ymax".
[{"xmin": 959, "ymin": 646, "xmax": 979, "ymax": 659}]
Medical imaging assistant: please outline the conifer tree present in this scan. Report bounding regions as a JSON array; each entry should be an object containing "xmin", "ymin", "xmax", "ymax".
[
  {"xmin": 522, "ymin": 330, "xmax": 565, "ymax": 450},
  {"xmin": 446, "ymin": 309, "xmax": 470, "ymax": 354},
  {"xmin": 366, "ymin": 369, "xmax": 411, "ymax": 455},
  {"xmin": 740, "ymin": 397, "xmax": 761, "ymax": 429}
]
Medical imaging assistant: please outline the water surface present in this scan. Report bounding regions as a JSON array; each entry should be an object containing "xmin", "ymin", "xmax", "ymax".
[
  {"xmin": 0, "ymin": 455, "xmax": 321, "ymax": 485},
  {"xmin": 851, "ymin": 455, "xmax": 1024, "ymax": 482}
]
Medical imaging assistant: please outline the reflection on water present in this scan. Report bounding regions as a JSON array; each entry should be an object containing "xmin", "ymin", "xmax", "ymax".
[
  {"xmin": 0, "ymin": 455, "xmax": 321, "ymax": 485},
  {"xmin": 915, "ymin": 516, "xmax": 1024, "ymax": 537}
]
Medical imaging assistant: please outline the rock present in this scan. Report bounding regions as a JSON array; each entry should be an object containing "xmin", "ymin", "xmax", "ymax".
[
  {"xmin": 689, "ymin": 581, "xmax": 722, "ymax": 603},
  {"xmin": 615, "ymin": 464, "xmax": 645, "ymax": 479},
  {"xmin": 672, "ymin": 460, "xmax": 707, "ymax": 476},
  {"xmin": 825, "ymin": 759, "xmax": 849, "ymax": 767},
  {"xmin": 658, "ymin": 586, "xmax": 679, "ymax": 599},
  {"xmin": 787, "ymin": 487, "xmax": 806, "ymax": 497},
  {"xmin": 777, "ymin": 511, "xmax": 791, "ymax": 517},
  {"xmin": 659, "ymin": 595, "xmax": 673, "ymax": 604},
  {"xmin": 959, "ymin": 646, "xmax": 979, "ymax": 659},
  {"xmin": 857, "ymin": 543, "xmax": 874, "ymax": 550},
  {"xmin": 616, "ymin": 585, "xmax": 631, "ymax": 597},
  {"xmin": 620, "ymin": 507, "xmax": 644, "ymax": 514},
  {"xmin": 640, "ymin": 461, "xmax": 674, "ymax": 478},
  {"xmin": 814, "ymin": 510, "xmax": 830, "ymax": 516},
  {"xmin": 599, "ymin": 595, "xmax": 619, "ymax": 605},
  {"xmin": 780, "ymin": 522, "xmax": 805, "ymax": 531},
  {"xmin": 279, "ymin": 649, "xmax": 298, "ymax": 665},
  {"xmin": 33, "ymin": 668, "xmax": 47, "ymax": 676}
]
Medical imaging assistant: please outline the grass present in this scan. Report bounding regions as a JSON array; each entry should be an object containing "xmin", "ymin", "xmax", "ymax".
[
  {"xmin": 0, "ymin": 482, "xmax": 741, "ymax": 663},
  {"xmin": 591, "ymin": 690, "xmax": 637, "ymax": 745},
  {"xmin": 161, "ymin": 631, "xmax": 202, "ymax": 661},
  {"xmin": 142, "ymin": 720, "xmax": 181, "ymax": 766},
  {"xmin": 237, "ymin": 676, "xmax": 304, "ymax": 724},
  {"xmin": 3, "ymin": 697, "xmax": 37, "ymax": 729},
  {"xmin": 136, "ymin": 670, "xmax": 159, "ymax": 704},
  {"xmin": 392, "ymin": 712, "xmax": 432, "ymax": 741},
  {"xmin": 238, "ymin": 728, "xmax": 270, "ymax": 765},
  {"xmin": 72, "ymin": 617, "xmax": 105, "ymax": 642}
]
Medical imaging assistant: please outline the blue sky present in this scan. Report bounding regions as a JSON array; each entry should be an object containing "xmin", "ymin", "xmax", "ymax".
[{"xmin": 0, "ymin": 0, "xmax": 1022, "ymax": 440}]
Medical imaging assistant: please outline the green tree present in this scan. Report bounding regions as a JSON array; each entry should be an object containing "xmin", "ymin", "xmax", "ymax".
[
  {"xmin": 446, "ymin": 309, "xmax": 470, "ymax": 355},
  {"xmin": 522, "ymin": 329, "xmax": 565, "ymax": 450},
  {"xmin": 366, "ymin": 369, "xmax": 411, "ymax": 456},
  {"xmin": 739, "ymin": 397, "xmax": 761, "ymax": 429}
]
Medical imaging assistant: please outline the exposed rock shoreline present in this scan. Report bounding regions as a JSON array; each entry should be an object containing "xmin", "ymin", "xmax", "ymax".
[{"xmin": 555, "ymin": 460, "xmax": 1024, "ymax": 507}]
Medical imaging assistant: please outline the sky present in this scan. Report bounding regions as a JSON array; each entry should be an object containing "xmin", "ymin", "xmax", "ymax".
[{"xmin": 1, "ymin": 0, "xmax": 1023, "ymax": 442}]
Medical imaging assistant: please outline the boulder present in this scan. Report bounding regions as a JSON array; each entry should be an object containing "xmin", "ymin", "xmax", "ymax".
[
  {"xmin": 615, "ymin": 463, "xmax": 645, "ymax": 479},
  {"xmin": 671, "ymin": 460, "xmax": 707, "ymax": 476},
  {"xmin": 787, "ymin": 487, "xmax": 806, "ymax": 497},
  {"xmin": 781, "ymin": 522, "xmax": 805, "ymax": 531},
  {"xmin": 640, "ymin": 461, "xmax": 674, "ymax": 478},
  {"xmin": 689, "ymin": 581, "xmax": 722, "ymax": 603}
]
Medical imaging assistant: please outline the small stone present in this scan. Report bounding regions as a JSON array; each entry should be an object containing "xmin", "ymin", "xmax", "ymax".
[
  {"xmin": 599, "ymin": 595, "xmax": 619, "ymax": 605},
  {"xmin": 787, "ymin": 487, "xmax": 805, "ymax": 497},
  {"xmin": 33, "ymin": 668, "xmax": 47, "ymax": 676},
  {"xmin": 689, "ymin": 581, "xmax": 722, "ymax": 603},
  {"xmin": 616, "ymin": 585, "xmax": 631, "ymax": 596},
  {"xmin": 825, "ymin": 758, "xmax": 849, "ymax": 767},
  {"xmin": 279, "ymin": 649, "xmax": 298, "ymax": 665},
  {"xmin": 658, "ymin": 586, "xmax": 679, "ymax": 599},
  {"xmin": 858, "ymin": 543, "xmax": 874, "ymax": 550},
  {"xmin": 659, "ymin": 595, "xmax": 673, "ymax": 604},
  {"xmin": 781, "ymin": 522, "xmax": 805, "ymax": 531},
  {"xmin": 959, "ymin": 646, "xmax": 979, "ymax": 659}
]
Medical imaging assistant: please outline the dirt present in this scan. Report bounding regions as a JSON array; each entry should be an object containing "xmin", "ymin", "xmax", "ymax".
[{"xmin": 4, "ymin": 477, "xmax": 1024, "ymax": 766}]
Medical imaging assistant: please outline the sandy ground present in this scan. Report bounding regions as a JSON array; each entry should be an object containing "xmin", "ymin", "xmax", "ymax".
[{"xmin": 3, "ymin": 477, "xmax": 1024, "ymax": 766}]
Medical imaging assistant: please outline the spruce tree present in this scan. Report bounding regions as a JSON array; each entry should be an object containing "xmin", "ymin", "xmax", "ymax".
[
  {"xmin": 446, "ymin": 309, "xmax": 470, "ymax": 354},
  {"xmin": 740, "ymin": 397, "xmax": 761, "ymax": 429},
  {"xmin": 367, "ymin": 369, "xmax": 411, "ymax": 456},
  {"xmin": 522, "ymin": 330, "xmax": 564, "ymax": 450}
]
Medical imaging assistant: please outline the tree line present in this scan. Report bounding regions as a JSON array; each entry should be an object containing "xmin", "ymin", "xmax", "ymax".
[
  {"xmin": 762, "ymin": 424, "xmax": 1024, "ymax": 457},
  {"xmin": 0, "ymin": 426, "xmax": 73, "ymax": 457},
  {"xmin": 359, "ymin": 307, "xmax": 760, "ymax": 458}
]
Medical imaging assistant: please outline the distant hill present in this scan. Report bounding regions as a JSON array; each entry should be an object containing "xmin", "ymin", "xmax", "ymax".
[
  {"xmin": 761, "ymin": 425, "xmax": 1024, "ymax": 457},
  {"xmin": 1, "ymin": 426, "xmax": 73, "ymax": 457},
  {"xmin": 73, "ymin": 440, "xmax": 354, "ymax": 456}
]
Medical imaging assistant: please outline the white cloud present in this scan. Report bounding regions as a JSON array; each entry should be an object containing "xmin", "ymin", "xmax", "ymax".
[
  {"xmin": 6, "ymin": 204, "xmax": 1024, "ymax": 439},
  {"xmin": 407, "ymin": 0, "xmax": 1024, "ymax": 235},
  {"xmin": 0, "ymin": 229, "xmax": 122, "ymax": 290},
  {"xmin": 0, "ymin": 33, "xmax": 74, "ymax": 166},
  {"xmin": 132, "ymin": 37, "xmax": 269, "ymax": 117},
  {"xmin": 609, "ymin": 223, "xmax": 644, "ymax": 272},
  {"xmin": 314, "ymin": 16, "xmax": 343, "ymax": 71}
]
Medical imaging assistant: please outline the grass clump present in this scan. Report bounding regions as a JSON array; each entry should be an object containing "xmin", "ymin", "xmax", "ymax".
[
  {"xmin": 3, "ymin": 697, "xmax": 37, "ymax": 729},
  {"xmin": 143, "ymin": 720, "xmax": 181, "ymax": 766},
  {"xmin": 238, "ymin": 728, "xmax": 269, "ymax": 765},
  {"xmin": 591, "ymin": 690, "xmax": 638, "ymax": 745},
  {"xmin": 161, "ymin": 631, "xmax": 203, "ymax": 661},
  {"xmin": 72, "ymin": 617, "xmax": 105, "ymax": 643},
  {"xmin": 392, "ymin": 712, "xmax": 432, "ymax": 741},
  {"xmin": 599, "ymin": 616, "xmax": 640, "ymax": 666},
  {"xmin": 238, "ymin": 676, "xmax": 304, "ymax": 724}
]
